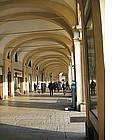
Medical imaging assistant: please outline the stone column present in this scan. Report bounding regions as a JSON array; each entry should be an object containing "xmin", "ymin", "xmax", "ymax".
[
  {"xmin": 32, "ymin": 67, "xmax": 36, "ymax": 91},
  {"xmin": 23, "ymin": 65, "xmax": 29, "ymax": 93},
  {"xmin": 71, "ymin": 52, "xmax": 75, "ymax": 81},
  {"xmin": 80, "ymin": 41, "xmax": 86, "ymax": 112},
  {"xmin": 68, "ymin": 62, "xmax": 72, "ymax": 89},
  {"xmin": 79, "ymin": 26, "xmax": 86, "ymax": 112},
  {"xmin": 2, "ymin": 59, "xmax": 8, "ymax": 99},
  {"xmin": 50, "ymin": 72, "xmax": 52, "ymax": 82},
  {"xmin": 11, "ymin": 60, "xmax": 15, "ymax": 97},
  {"xmin": 73, "ymin": 31, "xmax": 83, "ymax": 110}
]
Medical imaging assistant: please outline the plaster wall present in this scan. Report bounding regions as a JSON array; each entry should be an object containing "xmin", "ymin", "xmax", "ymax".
[
  {"xmin": 28, "ymin": 67, "xmax": 32, "ymax": 74},
  {"xmin": 14, "ymin": 61, "xmax": 22, "ymax": 71},
  {"xmin": 6, "ymin": 60, "xmax": 11, "ymax": 71}
]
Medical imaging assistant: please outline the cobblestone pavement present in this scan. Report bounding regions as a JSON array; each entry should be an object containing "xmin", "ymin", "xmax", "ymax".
[{"xmin": 0, "ymin": 92, "xmax": 86, "ymax": 140}]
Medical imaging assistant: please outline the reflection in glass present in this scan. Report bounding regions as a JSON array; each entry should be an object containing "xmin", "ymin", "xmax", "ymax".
[{"xmin": 86, "ymin": 13, "xmax": 98, "ymax": 117}]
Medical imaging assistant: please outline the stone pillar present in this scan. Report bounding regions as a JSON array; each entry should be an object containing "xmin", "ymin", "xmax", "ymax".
[
  {"xmin": 71, "ymin": 52, "xmax": 75, "ymax": 81},
  {"xmin": 23, "ymin": 65, "xmax": 29, "ymax": 93},
  {"xmin": 11, "ymin": 60, "xmax": 15, "ymax": 97},
  {"xmin": 57, "ymin": 73, "xmax": 59, "ymax": 82},
  {"xmin": 73, "ymin": 31, "xmax": 83, "ymax": 111},
  {"xmin": 68, "ymin": 62, "xmax": 72, "ymax": 89},
  {"xmin": 46, "ymin": 72, "xmax": 49, "ymax": 83},
  {"xmin": 50, "ymin": 72, "xmax": 52, "ymax": 82},
  {"xmin": 26, "ymin": 67, "xmax": 29, "ymax": 93},
  {"xmin": 2, "ymin": 59, "xmax": 8, "ymax": 99},
  {"xmin": 79, "ymin": 26, "xmax": 86, "ymax": 112},
  {"xmin": 32, "ymin": 68, "xmax": 36, "ymax": 91},
  {"xmin": 80, "ymin": 41, "xmax": 86, "ymax": 112},
  {"xmin": 22, "ymin": 65, "xmax": 25, "ymax": 94}
]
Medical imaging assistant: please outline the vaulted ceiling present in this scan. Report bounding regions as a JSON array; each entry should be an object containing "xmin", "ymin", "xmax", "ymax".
[{"xmin": 0, "ymin": 0, "xmax": 76, "ymax": 77}]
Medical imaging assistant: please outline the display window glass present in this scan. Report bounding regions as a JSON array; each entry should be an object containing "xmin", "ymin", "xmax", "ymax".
[{"xmin": 86, "ymin": 12, "xmax": 98, "ymax": 117}]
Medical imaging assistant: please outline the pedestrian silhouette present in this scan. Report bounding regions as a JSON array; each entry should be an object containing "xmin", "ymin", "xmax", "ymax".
[
  {"xmin": 91, "ymin": 80, "xmax": 96, "ymax": 95},
  {"xmin": 48, "ymin": 82, "xmax": 54, "ymax": 96}
]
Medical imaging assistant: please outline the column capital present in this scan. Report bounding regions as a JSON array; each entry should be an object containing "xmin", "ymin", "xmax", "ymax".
[{"xmin": 73, "ymin": 24, "xmax": 82, "ymax": 41}]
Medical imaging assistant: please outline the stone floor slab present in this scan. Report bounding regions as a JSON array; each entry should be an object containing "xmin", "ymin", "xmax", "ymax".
[{"xmin": 0, "ymin": 92, "xmax": 86, "ymax": 140}]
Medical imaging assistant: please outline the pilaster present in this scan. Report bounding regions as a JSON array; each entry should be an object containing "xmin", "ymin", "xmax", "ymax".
[{"xmin": 73, "ymin": 31, "xmax": 83, "ymax": 111}]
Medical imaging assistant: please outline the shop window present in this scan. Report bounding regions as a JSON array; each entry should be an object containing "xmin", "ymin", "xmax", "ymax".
[{"xmin": 86, "ymin": 12, "xmax": 98, "ymax": 117}]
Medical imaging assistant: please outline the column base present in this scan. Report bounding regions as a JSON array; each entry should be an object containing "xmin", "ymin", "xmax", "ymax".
[
  {"xmin": 4, "ymin": 95, "xmax": 8, "ymax": 99},
  {"xmin": 80, "ymin": 103, "xmax": 86, "ymax": 112},
  {"xmin": 76, "ymin": 102, "xmax": 80, "ymax": 111},
  {"xmin": 11, "ymin": 93, "xmax": 14, "ymax": 97},
  {"xmin": 76, "ymin": 102, "xmax": 86, "ymax": 112}
]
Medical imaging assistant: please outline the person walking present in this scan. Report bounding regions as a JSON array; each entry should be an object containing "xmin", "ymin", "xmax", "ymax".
[
  {"xmin": 57, "ymin": 83, "xmax": 60, "ymax": 92},
  {"xmin": 62, "ymin": 82, "xmax": 66, "ymax": 95},
  {"xmin": 48, "ymin": 82, "xmax": 54, "ymax": 96},
  {"xmin": 91, "ymin": 80, "xmax": 96, "ymax": 95},
  {"xmin": 41, "ymin": 82, "xmax": 46, "ymax": 94},
  {"xmin": 66, "ymin": 81, "xmax": 69, "ymax": 90},
  {"xmin": 53, "ymin": 82, "xmax": 56, "ymax": 92},
  {"xmin": 34, "ymin": 83, "xmax": 37, "ymax": 93},
  {"xmin": 71, "ymin": 80, "xmax": 76, "ymax": 110}
]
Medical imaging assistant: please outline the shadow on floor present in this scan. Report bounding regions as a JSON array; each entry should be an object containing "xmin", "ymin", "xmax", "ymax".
[
  {"xmin": 0, "ymin": 123, "xmax": 86, "ymax": 140},
  {"xmin": 19, "ymin": 92, "xmax": 72, "ymax": 98},
  {"xmin": 0, "ymin": 100, "xmax": 72, "ymax": 110}
]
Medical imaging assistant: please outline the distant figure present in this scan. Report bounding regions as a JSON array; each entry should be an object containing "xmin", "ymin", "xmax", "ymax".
[
  {"xmin": 66, "ymin": 81, "xmax": 69, "ymax": 90},
  {"xmin": 16, "ymin": 87, "xmax": 20, "ymax": 95},
  {"xmin": 34, "ymin": 83, "xmax": 37, "ymax": 93},
  {"xmin": 53, "ymin": 82, "xmax": 56, "ymax": 92},
  {"xmin": 48, "ymin": 82, "xmax": 54, "ymax": 96},
  {"xmin": 41, "ymin": 83, "xmax": 46, "ymax": 94},
  {"xmin": 55, "ymin": 82, "xmax": 58, "ymax": 92},
  {"xmin": 57, "ymin": 83, "xmax": 60, "ymax": 92},
  {"xmin": 71, "ymin": 80, "xmax": 76, "ymax": 110},
  {"xmin": 91, "ymin": 80, "xmax": 96, "ymax": 95},
  {"xmin": 62, "ymin": 82, "xmax": 66, "ymax": 95}
]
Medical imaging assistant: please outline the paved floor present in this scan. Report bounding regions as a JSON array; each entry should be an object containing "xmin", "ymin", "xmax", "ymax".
[{"xmin": 0, "ymin": 92, "xmax": 86, "ymax": 140}]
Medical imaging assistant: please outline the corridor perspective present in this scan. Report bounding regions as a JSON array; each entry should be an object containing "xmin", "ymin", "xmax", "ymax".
[{"xmin": 0, "ymin": 0, "xmax": 105, "ymax": 140}]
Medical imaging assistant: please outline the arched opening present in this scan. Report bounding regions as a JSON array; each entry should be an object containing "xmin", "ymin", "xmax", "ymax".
[{"xmin": 15, "ymin": 52, "xmax": 18, "ymax": 62}]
